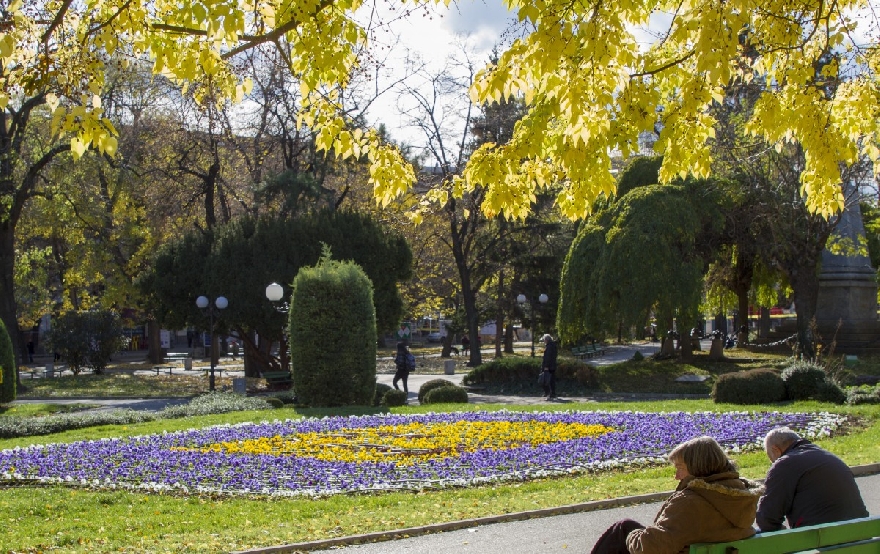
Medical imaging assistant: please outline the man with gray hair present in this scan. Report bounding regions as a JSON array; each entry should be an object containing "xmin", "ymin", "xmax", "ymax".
[{"xmin": 756, "ymin": 427, "xmax": 868, "ymax": 531}]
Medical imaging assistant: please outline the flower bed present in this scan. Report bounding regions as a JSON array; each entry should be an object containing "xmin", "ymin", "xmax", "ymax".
[{"xmin": 0, "ymin": 410, "xmax": 844, "ymax": 497}]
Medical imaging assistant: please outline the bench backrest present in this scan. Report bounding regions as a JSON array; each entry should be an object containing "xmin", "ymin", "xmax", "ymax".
[{"xmin": 689, "ymin": 516, "xmax": 880, "ymax": 554}]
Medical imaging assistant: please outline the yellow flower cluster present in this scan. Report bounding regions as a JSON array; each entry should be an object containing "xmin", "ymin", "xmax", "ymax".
[{"xmin": 183, "ymin": 421, "xmax": 614, "ymax": 465}]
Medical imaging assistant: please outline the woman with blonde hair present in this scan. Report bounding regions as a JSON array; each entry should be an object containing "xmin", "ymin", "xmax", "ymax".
[{"xmin": 590, "ymin": 436, "xmax": 762, "ymax": 554}]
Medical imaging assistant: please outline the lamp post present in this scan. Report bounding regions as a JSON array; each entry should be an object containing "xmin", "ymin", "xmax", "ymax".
[
  {"xmin": 265, "ymin": 282, "xmax": 287, "ymax": 311},
  {"xmin": 265, "ymin": 283, "xmax": 290, "ymax": 372},
  {"xmin": 517, "ymin": 292, "xmax": 548, "ymax": 357},
  {"xmin": 196, "ymin": 295, "xmax": 227, "ymax": 391}
]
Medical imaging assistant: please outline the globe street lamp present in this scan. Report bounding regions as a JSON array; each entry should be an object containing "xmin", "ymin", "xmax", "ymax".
[
  {"xmin": 196, "ymin": 295, "xmax": 227, "ymax": 391},
  {"xmin": 517, "ymin": 293, "xmax": 548, "ymax": 357},
  {"xmin": 265, "ymin": 282, "xmax": 290, "ymax": 312},
  {"xmin": 265, "ymin": 283, "xmax": 290, "ymax": 371}
]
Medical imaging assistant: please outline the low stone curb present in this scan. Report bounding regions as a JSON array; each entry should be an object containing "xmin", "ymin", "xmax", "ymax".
[{"xmin": 231, "ymin": 463, "xmax": 880, "ymax": 553}]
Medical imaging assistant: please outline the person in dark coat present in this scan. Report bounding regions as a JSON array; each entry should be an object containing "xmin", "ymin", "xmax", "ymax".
[
  {"xmin": 756, "ymin": 427, "xmax": 868, "ymax": 531},
  {"xmin": 392, "ymin": 342, "xmax": 412, "ymax": 397},
  {"xmin": 540, "ymin": 334, "xmax": 558, "ymax": 400}
]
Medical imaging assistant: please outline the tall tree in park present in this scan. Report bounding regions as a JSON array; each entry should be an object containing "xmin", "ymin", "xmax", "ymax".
[
  {"xmin": 5, "ymin": 0, "xmax": 879, "ymax": 363},
  {"xmin": 140, "ymin": 211, "xmax": 411, "ymax": 375},
  {"xmin": 558, "ymin": 157, "xmax": 726, "ymax": 359}
]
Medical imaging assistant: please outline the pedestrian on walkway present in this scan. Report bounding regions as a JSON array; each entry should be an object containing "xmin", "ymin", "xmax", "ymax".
[
  {"xmin": 590, "ymin": 436, "xmax": 761, "ymax": 554},
  {"xmin": 756, "ymin": 427, "xmax": 868, "ymax": 531},
  {"xmin": 393, "ymin": 342, "xmax": 414, "ymax": 397},
  {"xmin": 540, "ymin": 334, "xmax": 557, "ymax": 400}
]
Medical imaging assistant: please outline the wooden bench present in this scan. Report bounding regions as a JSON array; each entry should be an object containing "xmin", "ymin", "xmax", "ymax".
[
  {"xmin": 572, "ymin": 346, "xmax": 592, "ymax": 360},
  {"xmin": 689, "ymin": 516, "xmax": 880, "ymax": 553},
  {"xmin": 262, "ymin": 371, "xmax": 293, "ymax": 390}
]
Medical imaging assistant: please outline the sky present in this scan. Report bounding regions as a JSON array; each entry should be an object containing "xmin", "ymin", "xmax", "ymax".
[{"xmin": 357, "ymin": 0, "xmax": 518, "ymax": 148}]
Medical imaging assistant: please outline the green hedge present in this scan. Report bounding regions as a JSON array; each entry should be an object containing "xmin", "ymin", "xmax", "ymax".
[
  {"xmin": 289, "ymin": 249, "xmax": 377, "ymax": 407},
  {"xmin": 382, "ymin": 388, "xmax": 408, "ymax": 406},
  {"xmin": 462, "ymin": 357, "xmax": 597, "ymax": 388},
  {"xmin": 374, "ymin": 383, "xmax": 393, "ymax": 406},
  {"xmin": 418, "ymin": 379, "xmax": 456, "ymax": 403},
  {"xmin": 781, "ymin": 361, "xmax": 827, "ymax": 400},
  {"xmin": 711, "ymin": 368, "xmax": 786, "ymax": 404},
  {"xmin": 423, "ymin": 385, "xmax": 469, "ymax": 404}
]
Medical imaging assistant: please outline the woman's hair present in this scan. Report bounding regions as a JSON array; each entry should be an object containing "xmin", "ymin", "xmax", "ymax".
[
  {"xmin": 667, "ymin": 436, "xmax": 735, "ymax": 478},
  {"xmin": 397, "ymin": 342, "xmax": 407, "ymax": 352}
]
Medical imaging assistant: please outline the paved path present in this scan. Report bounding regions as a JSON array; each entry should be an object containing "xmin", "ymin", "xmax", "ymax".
[{"xmin": 295, "ymin": 471, "xmax": 880, "ymax": 554}]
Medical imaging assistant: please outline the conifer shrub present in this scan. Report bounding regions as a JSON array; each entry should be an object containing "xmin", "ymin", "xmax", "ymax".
[
  {"xmin": 0, "ymin": 317, "xmax": 14, "ymax": 403},
  {"xmin": 382, "ymin": 388, "xmax": 407, "ymax": 406},
  {"xmin": 781, "ymin": 360, "xmax": 827, "ymax": 400},
  {"xmin": 423, "ymin": 385, "xmax": 469, "ymax": 404},
  {"xmin": 711, "ymin": 368, "xmax": 785, "ymax": 404},
  {"xmin": 418, "ymin": 379, "xmax": 456, "ymax": 403},
  {"xmin": 288, "ymin": 247, "xmax": 377, "ymax": 407}
]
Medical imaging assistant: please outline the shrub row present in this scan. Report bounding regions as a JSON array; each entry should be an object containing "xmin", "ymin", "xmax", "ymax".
[
  {"xmin": 462, "ymin": 357, "xmax": 597, "ymax": 388},
  {"xmin": 712, "ymin": 360, "xmax": 846, "ymax": 405},
  {"xmin": 0, "ymin": 392, "xmax": 273, "ymax": 439}
]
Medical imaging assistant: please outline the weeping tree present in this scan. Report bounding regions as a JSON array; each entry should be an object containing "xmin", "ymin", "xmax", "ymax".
[{"xmin": 558, "ymin": 172, "xmax": 725, "ymax": 360}]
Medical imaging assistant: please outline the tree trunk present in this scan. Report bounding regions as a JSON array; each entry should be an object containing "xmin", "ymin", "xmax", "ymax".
[
  {"xmin": 759, "ymin": 307, "xmax": 770, "ymax": 339},
  {"xmin": 495, "ymin": 270, "xmax": 504, "ymax": 358},
  {"xmin": 504, "ymin": 324, "xmax": 515, "ymax": 354},
  {"xmin": 0, "ymin": 223, "xmax": 23, "ymax": 382},
  {"xmin": 147, "ymin": 319, "xmax": 162, "ymax": 363},
  {"xmin": 791, "ymin": 268, "xmax": 820, "ymax": 359}
]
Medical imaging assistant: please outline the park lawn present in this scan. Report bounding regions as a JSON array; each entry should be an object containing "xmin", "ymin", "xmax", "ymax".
[
  {"xmin": 17, "ymin": 373, "xmax": 234, "ymax": 398},
  {"xmin": 1, "ymin": 400, "xmax": 879, "ymax": 553}
]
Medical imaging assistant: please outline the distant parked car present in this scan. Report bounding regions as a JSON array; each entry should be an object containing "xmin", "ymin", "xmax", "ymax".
[{"xmin": 426, "ymin": 332, "xmax": 444, "ymax": 343}]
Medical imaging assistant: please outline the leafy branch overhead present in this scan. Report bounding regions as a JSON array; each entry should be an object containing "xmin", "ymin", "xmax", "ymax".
[{"xmin": 6, "ymin": 0, "xmax": 877, "ymax": 220}]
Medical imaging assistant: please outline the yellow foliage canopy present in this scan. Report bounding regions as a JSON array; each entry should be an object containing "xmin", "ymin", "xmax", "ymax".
[{"xmin": 4, "ymin": 0, "xmax": 877, "ymax": 219}]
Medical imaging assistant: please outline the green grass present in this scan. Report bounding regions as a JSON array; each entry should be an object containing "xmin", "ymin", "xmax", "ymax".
[
  {"xmin": 17, "ymin": 373, "xmax": 234, "ymax": 398},
  {"xmin": 0, "ymin": 403, "xmax": 100, "ymax": 418},
  {"xmin": 1, "ymin": 400, "xmax": 879, "ymax": 552},
  {"xmin": 3, "ymin": 347, "xmax": 880, "ymax": 552}
]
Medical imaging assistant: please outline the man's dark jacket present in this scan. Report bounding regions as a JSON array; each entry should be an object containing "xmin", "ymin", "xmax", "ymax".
[
  {"xmin": 542, "ymin": 339, "xmax": 558, "ymax": 372},
  {"xmin": 756, "ymin": 439, "xmax": 868, "ymax": 531}
]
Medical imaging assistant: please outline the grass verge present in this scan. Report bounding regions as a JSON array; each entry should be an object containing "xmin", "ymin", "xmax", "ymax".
[{"xmin": 1, "ymin": 399, "xmax": 879, "ymax": 553}]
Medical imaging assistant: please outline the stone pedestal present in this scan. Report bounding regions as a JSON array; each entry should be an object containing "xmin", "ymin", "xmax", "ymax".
[
  {"xmin": 708, "ymin": 339, "xmax": 725, "ymax": 360},
  {"xmin": 814, "ymin": 193, "xmax": 880, "ymax": 353}
]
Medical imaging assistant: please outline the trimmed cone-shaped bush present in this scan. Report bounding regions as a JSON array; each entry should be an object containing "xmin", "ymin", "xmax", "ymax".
[
  {"xmin": 712, "ymin": 368, "xmax": 785, "ymax": 404},
  {"xmin": 423, "ymin": 385, "xmax": 469, "ymax": 404},
  {"xmin": 418, "ymin": 379, "xmax": 456, "ymax": 403},
  {"xmin": 289, "ymin": 248, "xmax": 377, "ymax": 407},
  {"xmin": 0, "ymin": 318, "xmax": 13, "ymax": 403}
]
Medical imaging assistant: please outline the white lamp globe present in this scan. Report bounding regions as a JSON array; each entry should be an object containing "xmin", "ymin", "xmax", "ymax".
[
  {"xmin": 516, "ymin": 293, "xmax": 527, "ymax": 304},
  {"xmin": 538, "ymin": 293, "xmax": 549, "ymax": 304},
  {"xmin": 265, "ymin": 282, "xmax": 284, "ymax": 302},
  {"xmin": 196, "ymin": 296, "xmax": 209, "ymax": 309},
  {"xmin": 215, "ymin": 296, "xmax": 228, "ymax": 310}
]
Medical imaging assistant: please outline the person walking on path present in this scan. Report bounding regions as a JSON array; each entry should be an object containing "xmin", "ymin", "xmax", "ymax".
[
  {"xmin": 393, "ymin": 342, "xmax": 415, "ymax": 397},
  {"xmin": 590, "ymin": 436, "xmax": 761, "ymax": 554},
  {"xmin": 756, "ymin": 427, "xmax": 868, "ymax": 531},
  {"xmin": 540, "ymin": 334, "xmax": 558, "ymax": 400}
]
